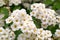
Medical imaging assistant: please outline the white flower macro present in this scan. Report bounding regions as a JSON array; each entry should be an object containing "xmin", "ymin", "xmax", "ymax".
[
  {"xmin": 0, "ymin": 0, "xmax": 5, "ymax": 7},
  {"xmin": 18, "ymin": 28, "xmax": 52, "ymax": 40},
  {"xmin": 31, "ymin": 3, "xmax": 45, "ymax": 10},
  {"xmin": 18, "ymin": 31, "xmax": 37, "ymax": 40},
  {"xmin": 55, "ymin": 29, "xmax": 60, "ymax": 37},
  {"xmin": 30, "ymin": 3, "xmax": 58, "ymax": 28},
  {"xmin": 45, "ymin": 30, "xmax": 52, "ymax": 38},
  {"xmin": 5, "ymin": 17, "xmax": 12, "ymax": 24},
  {"xmin": 11, "ymin": 23, "xmax": 19, "ymax": 31},
  {"xmin": 0, "ymin": 27, "xmax": 15, "ymax": 40},
  {"xmin": 9, "ymin": 0, "xmax": 21, "ymax": 6},
  {"xmin": 37, "ymin": 28, "xmax": 52, "ymax": 40},
  {"xmin": 6, "ymin": 9, "xmax": 36, "ymax": 31},
  {"xmin": 0, "ymin": 27, "xmax": 4, "ymax": 34}
]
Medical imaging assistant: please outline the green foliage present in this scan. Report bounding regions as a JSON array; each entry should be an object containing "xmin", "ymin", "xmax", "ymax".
[
  {"xmin": 44, "ymin": 0, "xmax": 60, "ymax": 10},
  {"xmin": 47, "ymin": 24, "xmax": 59, "ymax": 34},
  {"xmin": 32, "ymin": 17, "xmax": 41, "ymax": 28},
  {"xmin": 3, "ymin": 22, "xmax": 13, "ymax": 29},
  {"xmin": 52, "ymin": 1, "xmax": 60, "ymax": 10},
  {"xmin": 0, "ymin": 7, "xmax": 9, "ymax": 19},
  {"xmin": 14, "ymin": 29, "xmax": 22, "ymax": 40},
  {"xmin": 44, "ymin": 0, "xmax": 53, "ymax": 5},
  {"xmin": 10, "ymin": 5, "xmax": 22, "ymax": 11}
]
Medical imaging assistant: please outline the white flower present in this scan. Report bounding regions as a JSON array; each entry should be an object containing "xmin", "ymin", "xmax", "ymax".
[
  {"xmin": 30, "ymin": 3, "xmax": 58, "ymax": 28},
  {"xmin": 9, "ymin": 0, "xmax": 21, "ymax": 6},
  {"xmin": 55, "ymin": 29, "xmax": 60, "ymax": 37},
  {"xmin": 41, "ymin": 23, "xmax": 48, "ymax": 29},
  {"xmin": 18, "ymin": 28, "xmax": 52, "ymax": 40},
  {"xmin": 31, "ymin": 3, "xmax": 39, "ymax": 10},
  {"xmin": 31, "ymin": 3, "xmax": 45, "ymax": 10},
  {"xmin": 17, "ymin": 32, "xmax": 37, "ymax": 40},
  {"xmin": 11, "ymin": 23, "xmax": 19, "ymax": 31},
  {"xmin": 0, "ymin": 27, "xmax": 15, "ymax": 40},
  {"xmin": 5, "ymin": 17, "xmax": 12, "ymax": 24},
  {"xmin": 37, "ymin": 28, "xmax": 52, "ymax": 39},
  {"xmin": 30, "ymin": 10, "xmax": 38, "ymax": 17},
  {"xmin": 56, "ymin": 16, "xmax": 60, "ymax": 23},
  {"xmin": 0, "ymin": 27, "xmax": 4, "ymax": 34},
  {"xmin": 45, "ymin": 30, "xmax": 52, "ymax": 38}
]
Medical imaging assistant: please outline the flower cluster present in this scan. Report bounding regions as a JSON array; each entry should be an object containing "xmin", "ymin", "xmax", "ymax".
[
  {"xmin": 30, "ymin": 3, "xmax": 60, "ymax": 28},
  {"xmin": 9, "ymin": 0, "xmax": 21, "ymax": 6},
  {"xmin": 0, "ymin": 27, "xmax": 15, "ymax": 40},
  {"xmin": 5, "ymin": 9, "xmax": 53, "ymax": 40},
  {"xmin": 18, "ymin": 28, "xmax": 52, "ymax": 40},
  {"xmin": 3, "ymin": 2, "xmax": 60, "ymax": 40},
  {"xmin": 0, "ymin": 0, "xmax": 21, "ymax": 7},
  {"xmin": 5, "ymin": 9, "xmax": 36, "ymax": 31}
]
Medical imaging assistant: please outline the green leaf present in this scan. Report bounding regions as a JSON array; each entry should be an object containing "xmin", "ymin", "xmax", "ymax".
[
  {"xmin": 32, "ymin": 17, "xmax": 41, "ymax": 28},
  {"xmin": 51, "ymin": 0, "xmax": 60, "ymax": 10},
  {"xmin": 47, "ymin": 24, "xmax": 59, "ymax": 34},
  {"xmin": 53, "ymin": 2, "xmax": 60, "ymax": 10},
  {"xmin": 26, "ymin": 9, "xmax": 32, "ymax": 15},
  {"xmin": 0, "ymin": 7, "xmax": 9, "ymax": 19},
  {"xmin": 44, "ymin": 0, "xmax": 53, "ymax": 5},
  {"xmin": 14, "ymin": 29, "xmax": 22, "ymax": 40},
  {"xmin": 10, "ymin": 5, "xmax": 21, "ymax": 11},
  {"xmin": 3, "ymin": 22, "xmax": 13, "ymax": 29}
]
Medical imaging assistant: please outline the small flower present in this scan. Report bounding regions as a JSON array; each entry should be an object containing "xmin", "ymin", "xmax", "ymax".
[
  {"xmin": 0, "ymin": 27, "xmax": 15, "ymax": 40},
  {"xmin": 9, "ymin": 0, "xmax": 21, "ymax": 6},
  {"xmin": 55, "ymin": 29, "xmax": 60, "ymax": 37},
  {"xmin": 5, "ymin": 17, "xmax": 12, "ymax": 24}
]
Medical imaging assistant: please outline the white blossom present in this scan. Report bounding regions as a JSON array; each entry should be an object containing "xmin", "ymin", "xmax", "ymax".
[
  {"xmin": 0, "ymin": 27, "xmax": 15, "ymax": 40},
  {"xmin": 55, "ymin": 29, "xmax": 60, "ymax": 37},
  {"xmin": 18, "ymin": 28, "xmax": 52, "ymax": 40},
  {"xmin": 6, "ymin": 9, "xmax": 36, "ymax": 31},
  {"xmin": 30, "ymin": 3, "xmax": 58, "ymax": 28},
  {"xmin": 9, "ymin": 0, "xmax": 21, "ymax": 6}
]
